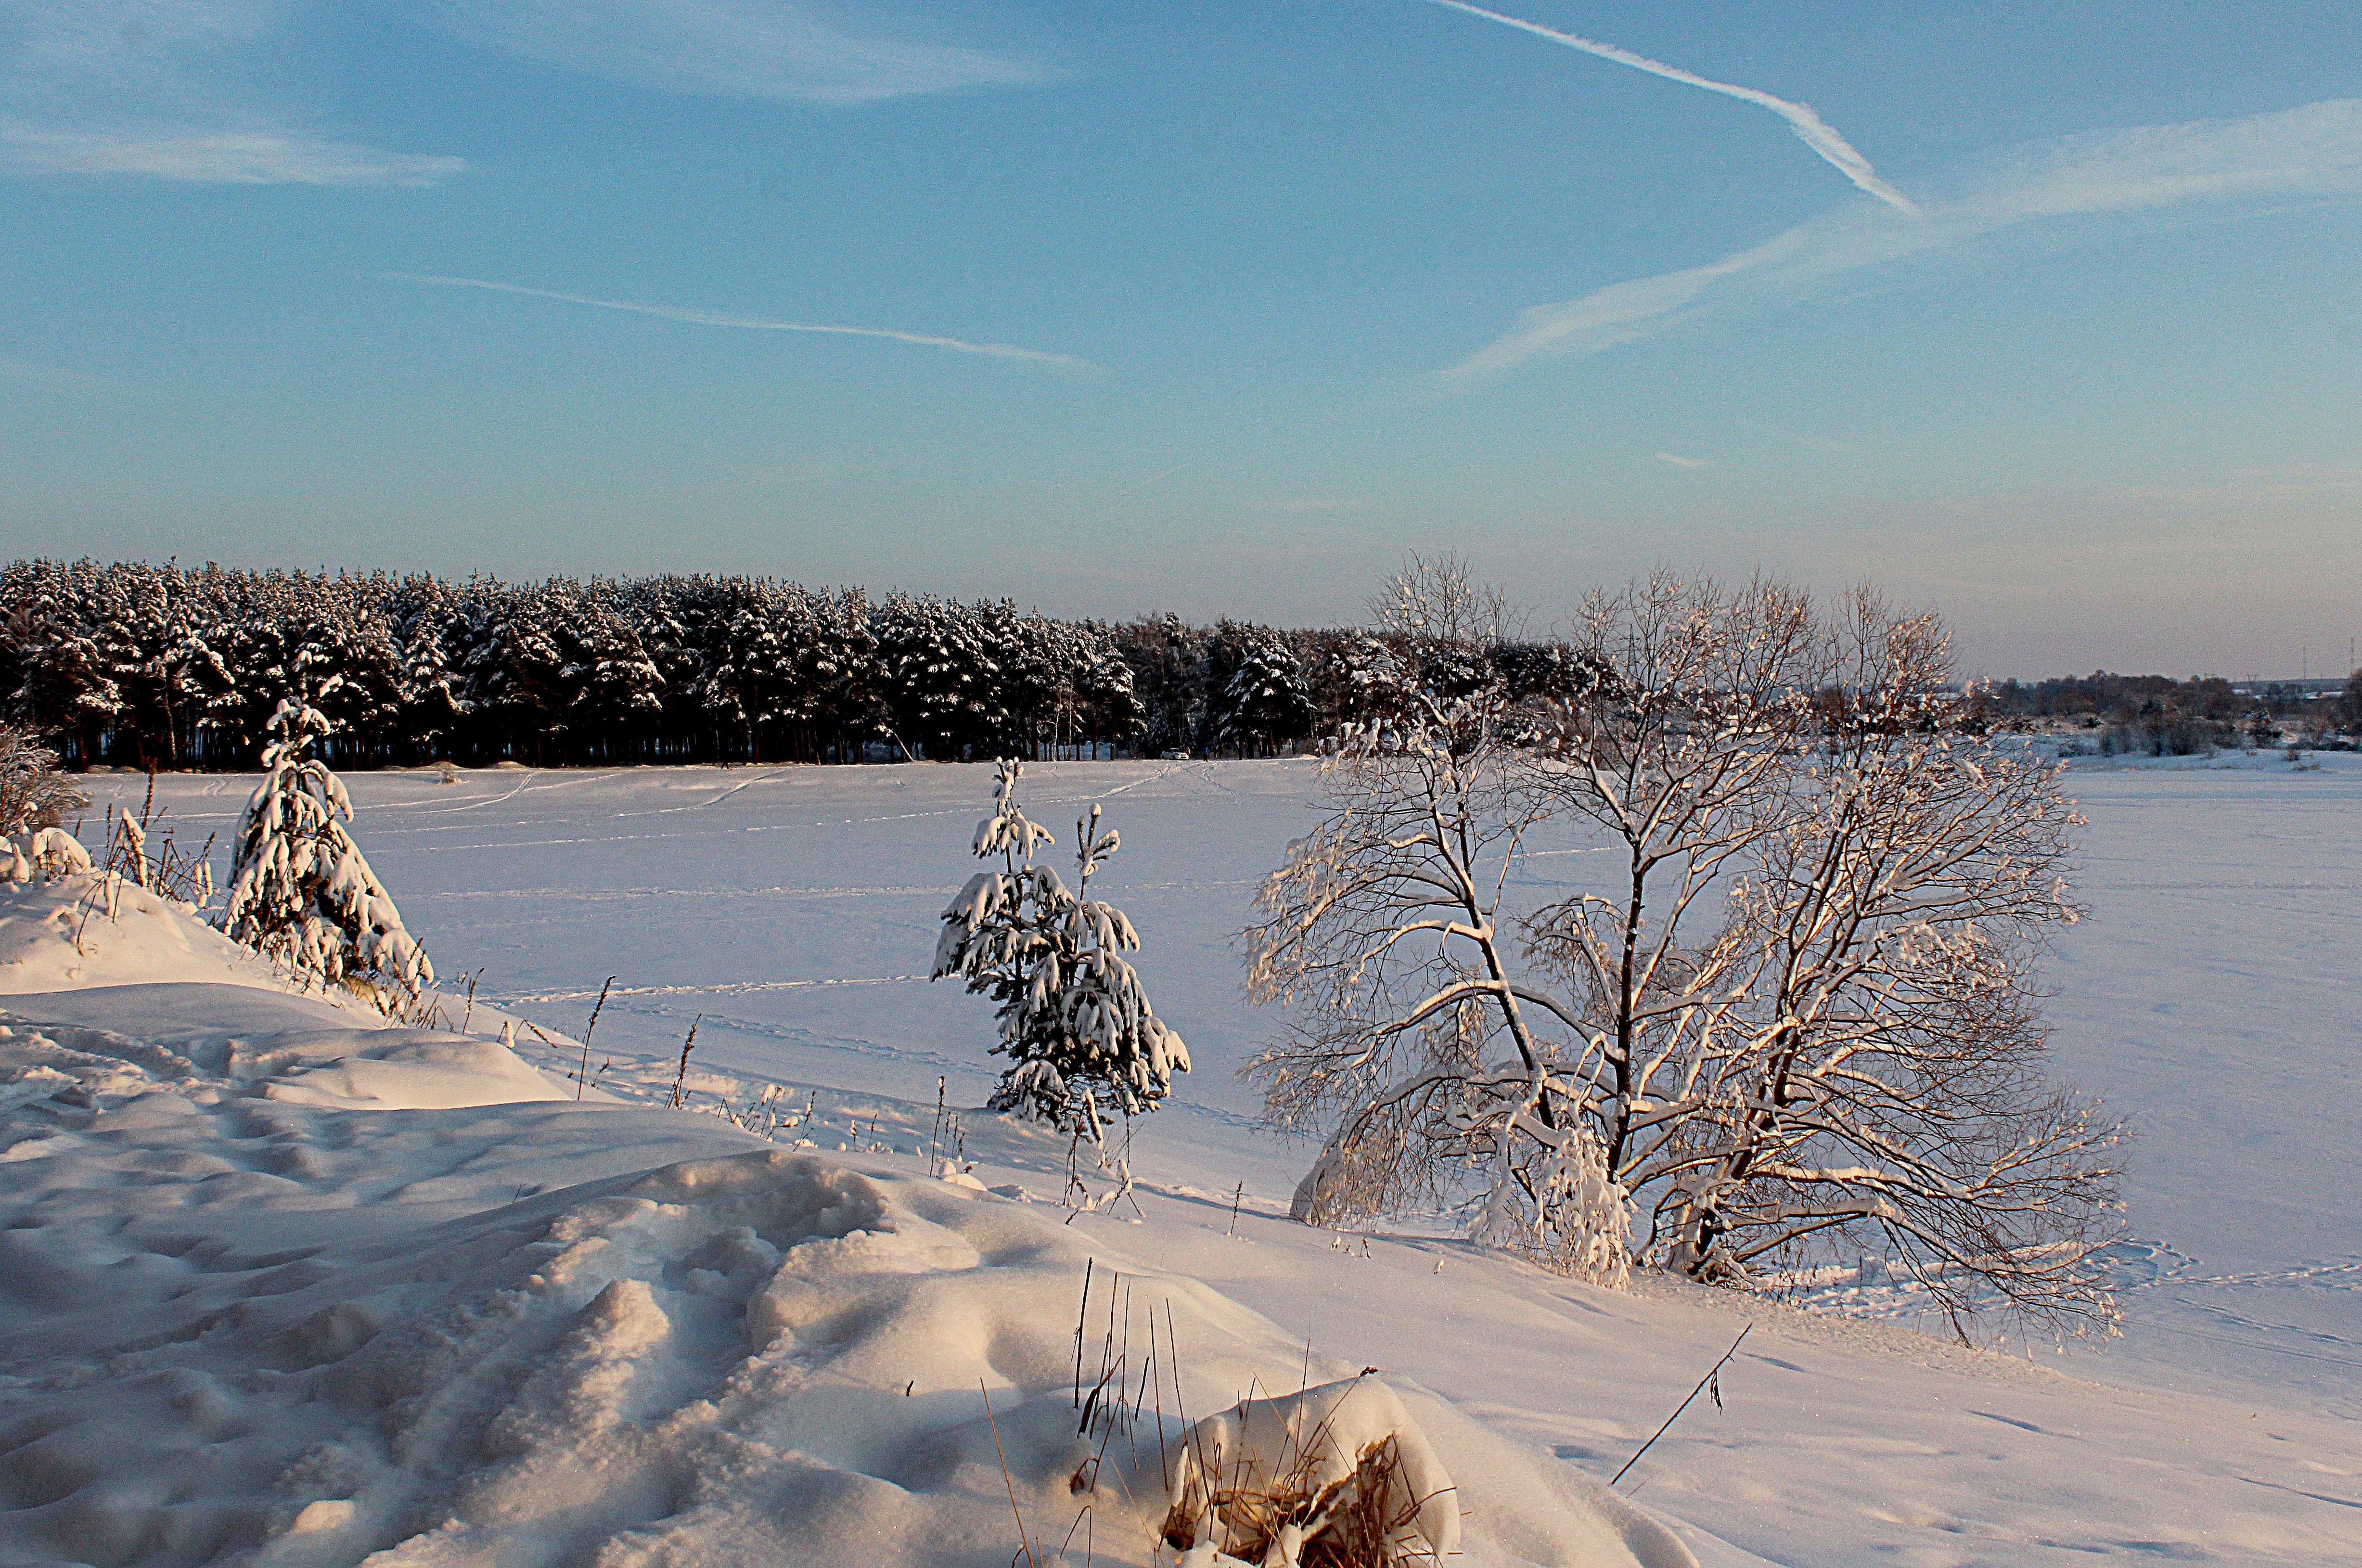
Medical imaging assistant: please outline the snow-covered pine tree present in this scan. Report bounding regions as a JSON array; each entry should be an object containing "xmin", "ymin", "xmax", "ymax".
[
  {"xmin": 1216, "ymin": 623, "xmax": 1313, "ymax": 756},
  {"xmin": 222, "ymin": 699, "xmax": 434, "ymax": 1003},
  {"xmin": 931, "ymin": 759, "xmax": 1189, "ymax": 1131},
  {"xmin": 1117, "ymin": 613, "xmax": 1203, "ymax": 757},
  {"xmin": 394, "ymin": 577, "xmax": 475, "ymax": 758},
  {"xmin": 1076, "ymin": 625, "xmax": 1146, "ymax": 760},
  {"xmin": 563, "ymin": 588, "xmax": 664, "ymax": 759}
]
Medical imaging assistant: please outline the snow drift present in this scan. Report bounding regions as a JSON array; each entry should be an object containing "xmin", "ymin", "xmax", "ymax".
[{"xmin": 0, "ymin": 1129, "xmax": 1690, "ymax": 1568}]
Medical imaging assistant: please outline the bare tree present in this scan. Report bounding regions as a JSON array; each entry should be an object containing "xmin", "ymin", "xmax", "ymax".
[
  {"xmin": 1246, "ymin": 557, "xmax": 1626, "ymax": 1279},
  {"xmin": 0, "ymin": 725, "xmax": 89, "ymax": 837},
  {"xmin": 1643, "ymin": 592, "xmax": 2122, "ymax": 1332},
  {"xmin": 1521, "ymin": 573, "xmax": 1826, "ymax": 1201},
  {"xmin": 1245, "ymin": 569, "xmax": 2126, "ymax": 1334}
]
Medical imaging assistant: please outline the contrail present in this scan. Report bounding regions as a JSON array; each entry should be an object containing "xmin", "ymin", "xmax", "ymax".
[
  {"xmin": 1130, "ymin": 459, "xmax": 1199, "ymax": 490},
  {"xmin": 1421, "ymin": 0, "xmax": 1918, "ymax": 213},
  {"xmin": 376, "ymin": 273, "xmax": 1092, "ymax": 368}
]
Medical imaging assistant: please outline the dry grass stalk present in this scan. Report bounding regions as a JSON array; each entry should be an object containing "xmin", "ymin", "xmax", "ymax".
[
  {"xmin": 576, "ymin": 976, "xmax": 615, "ymax": 1099},
  {"xmin": 670, "ymin": 1015, "xmax": 701, "ymax": 1108},
  {"xmin": 1160, "ymin": 1429, "xmax": 1439, "ymax": 1568}
]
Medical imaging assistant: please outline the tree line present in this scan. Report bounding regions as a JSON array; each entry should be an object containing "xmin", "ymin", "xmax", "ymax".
[
  {"xmin": 0, "ymin": 559, "xmax": 1599, "ymax": 771},
  {"xmin": 1980, "ymin": 668, "xmax": 2361, "ymax": 754}
]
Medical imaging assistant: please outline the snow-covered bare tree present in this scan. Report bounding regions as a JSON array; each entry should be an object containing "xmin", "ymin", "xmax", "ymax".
[
  {"xmin": 1247, "ymin": 566, "xmax": 2125, "ymax": 1332},
  {"xmin": 1245, "ymin": 558, "xmax": 1629, "ymax": 1280},
  {"xmin": 1509, "ymin": 574, "xmax": 1826, "ymax": 1236},
  {"xmin": 1628, "ymin": 592, "xmax": 2122, "ymax": 1330},
  {"xmin": 0, "ymin": 725, "xmax": 88, "ymax": 835},
  {"xmin": 932, "ymin": 759, "xmax": 1189, "ymax": 1131},
  {"xmin": 222, "ymin": 699, "xmax": 435, "ymax": 1003}
]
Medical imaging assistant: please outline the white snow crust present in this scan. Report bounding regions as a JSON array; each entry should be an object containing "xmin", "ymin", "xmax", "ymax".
[{"xmin": 2, "ymin": 755, "xmax": 2355, "ymax": 1568}]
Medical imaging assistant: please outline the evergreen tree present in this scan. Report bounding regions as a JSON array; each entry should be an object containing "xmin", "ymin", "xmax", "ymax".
[
  {"xmin": 3, "ymin": 561, "xmax": 121, "ymax": 766},
  {"xmin": 1076, "ymin": 625, "xmax": 1147, "ymax": 758},
  {"xmin": 394, "ymin": 576, "xmax": 475, "ymax": 758},
  {"xmin": 1119, "ymin": 614, "xmax": 1203, "ymax": 756},
  {"xmin": 1213, "ymin": 623, "xmax": 1312, "ymax": 755},
  {"xmin": 465, "ymin": 584, "xmax": 567, "ymax": 762},
  {"xmin": 222, "ymin": 699, "xmax": 434, "ymax": 1002},
  {"xmin": 931, "ymin": 760, "xmax": 1189, "ymax": 1128},
  {"xmin": 877, "ymin": 594, "xmax": 1001, "ymax": 760},
  {"xmin": 564, "ymin": 588, "xmax": 665, "ymax": 758}
]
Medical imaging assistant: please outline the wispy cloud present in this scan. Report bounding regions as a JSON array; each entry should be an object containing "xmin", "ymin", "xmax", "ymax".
[
  {"xmin": 413, "ymin": 0, "xmax": 1052, "ymax": 104},
  {"xmin": 1443, "ymin": 97, "xmax": 2362, "ymax": 386},
  {"xmin": 1241, "ymin": 497, "xmax": 1370, "ymax": 514},
  {"xmin": 1420, "ymin": 0, "xmax": 1915, "ymax": 212},
  {"xmin": 1656, "ymin": 451, "xmax": 1711, "ymax": 468},
  {"xmin": 0, "ymin": 355, "xmax": 103, "ymax": 389},
  {"xmin": 1, "ymin": 1, "xmax": 464, "ymax": 186},
  {"xmin": 380, "ymin": 273, "xmax": 1092, "ymax": 369},
  {"xmin": 2, "ymin": 0, "xmax": 1040, "ymax": 187},
  {"xmin": 0, "ymin": 122, "xmax": 463, "ymax": 185},
  {"xmin": 2123, "ymin": 467, "xmax": 2362, "ymax": 506}
]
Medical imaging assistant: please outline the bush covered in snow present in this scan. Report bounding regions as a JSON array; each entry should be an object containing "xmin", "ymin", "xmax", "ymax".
[
  {"xmin": 0, "ymin": 724, "xmax": 86, "ymax": 836},
  {"xmin": 1164, "ymin": 1376, "xmax": 1460, "ymax": 1568}
]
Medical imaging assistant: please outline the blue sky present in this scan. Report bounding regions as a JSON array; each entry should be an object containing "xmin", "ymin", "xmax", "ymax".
[{"xmin": 3, "ymin": 0, "xmax": 2358, "ymax": 678}]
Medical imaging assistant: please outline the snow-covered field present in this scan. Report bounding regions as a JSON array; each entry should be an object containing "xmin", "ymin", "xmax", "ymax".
[{"xmin": 5, "ymin": 754, "xmax": 2358, "ymax": 1566}]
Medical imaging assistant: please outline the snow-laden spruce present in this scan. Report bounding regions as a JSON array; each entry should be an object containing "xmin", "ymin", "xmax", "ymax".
[
  {"xmin": 932, "ymin": 758, "xmax": 1188, "ymax": 1128},
  {"xmin": 222, "ymin": 698, "xmax": 434, "ymax": 1002}
]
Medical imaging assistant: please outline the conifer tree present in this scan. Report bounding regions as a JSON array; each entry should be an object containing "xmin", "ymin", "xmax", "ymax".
[
  {"xmin": 931, "ymin": 759, "xmax": 1189, "ymax": 1129},
  {"xmin": 222, "ymin": 698, "xmax": 434, "ymax": 1002},
  {"xmin": 1217, "ymin": 623, "xmax": 1314, "ymax": 754}
]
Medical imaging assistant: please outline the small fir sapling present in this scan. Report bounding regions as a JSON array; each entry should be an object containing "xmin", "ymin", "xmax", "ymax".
[
  {"xmin": 931, "ymin": 759, "xmax": 1190, "ymax": 1133},
  {"xmin": 221, "ymin": 698, "xmax": 435, "ymax": 1002}
]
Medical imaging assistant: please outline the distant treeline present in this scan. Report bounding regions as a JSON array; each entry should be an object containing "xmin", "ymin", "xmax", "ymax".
[
  {"xmin": 1981, "ymin": 669, "xmax": 2362, "ymax": 755},
  {"xmin": 1983, "ymin": 671, "xmax": 2340, "ymax": 721},
  {"xmin": 0, "ymin": 559, "xmax": 1595, "ymax": 771}
]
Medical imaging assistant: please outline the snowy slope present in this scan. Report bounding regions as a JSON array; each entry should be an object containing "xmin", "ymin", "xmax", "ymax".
[
  {"xmin": 0, "ymin": 877, "xmax": 1686, "ymax": 1568},
  {"xmin": 22, "ymin": 754, "xmax": 2360, "ymax": 1567}
]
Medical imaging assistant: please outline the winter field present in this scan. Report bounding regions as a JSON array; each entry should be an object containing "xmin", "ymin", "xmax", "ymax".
[{"xmin": 3, "ymin": 753, "xmax": 2359, "ymax": 1567}]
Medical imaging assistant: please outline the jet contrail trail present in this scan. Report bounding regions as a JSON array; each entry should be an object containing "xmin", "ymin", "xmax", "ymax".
[
  {"xmin": 1130, "ymin": 459, "xmax": 1199, "ymax": 490},
  {"xmin": 1421, "ymin": 0, "xmax": 1918, "ymax": 213},
  {"xmin": 376, "ymin": 273, "xmax": 1092, "ymax": 368}
]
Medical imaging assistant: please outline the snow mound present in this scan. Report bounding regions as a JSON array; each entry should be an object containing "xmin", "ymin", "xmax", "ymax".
[
  {"xmin": 0, "ymin": 874, "xmax": 311, "ymax": 998},
  {"xmin": 1168, "ymin": 1376, "xmax": 1460, "ymax": 1565},
  {"xmin": 0, "ymin": 877, "xmax": 588, "ymax": 1117},
  {"xmin": 0, "ymin": 1118, "xmax": 1690, "ymax": 1568},
  {"xmin": 260, "ymin": 1038, "xmax": 578, "ymax": 1110},
  {"xmin": 0, "ymin": 986, "xmax": 579, "ymax": 1122}
]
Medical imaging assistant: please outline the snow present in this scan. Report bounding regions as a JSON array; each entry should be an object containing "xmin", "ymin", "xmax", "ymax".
[
  {"xmin": 0, "ymin": 875, "xmax": 290, "ymax": 995},
  {"xmin": 3, "ymin": 755, "xmax": 2357, "ymax": 1567}
]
